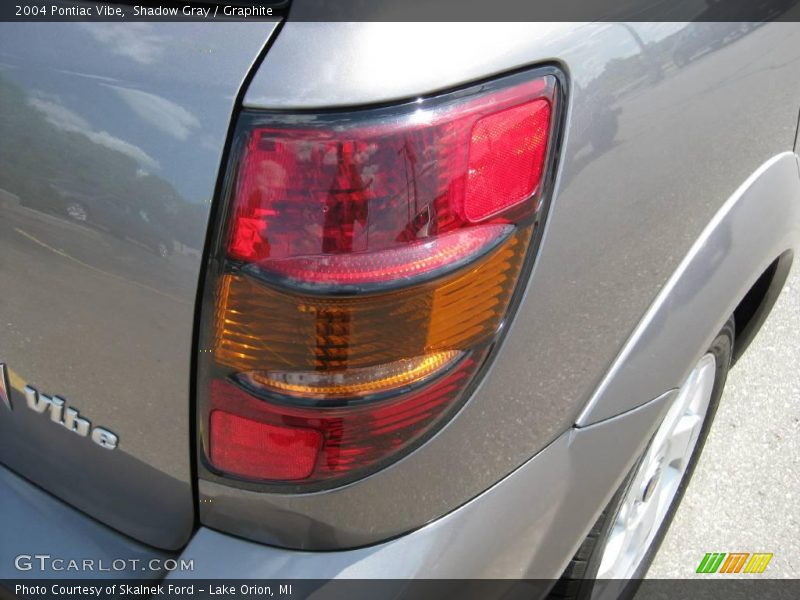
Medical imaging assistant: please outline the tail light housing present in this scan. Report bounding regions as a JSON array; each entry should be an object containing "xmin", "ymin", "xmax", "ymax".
[{"xmin": 197, "ymin": 70, "xmax": 561, "ymax": 490}]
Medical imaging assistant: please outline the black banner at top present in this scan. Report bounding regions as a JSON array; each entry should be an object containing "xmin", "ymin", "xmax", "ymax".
[{"xmin": 2, "ymin": 0, "xmax": 800, "ymax": 22}]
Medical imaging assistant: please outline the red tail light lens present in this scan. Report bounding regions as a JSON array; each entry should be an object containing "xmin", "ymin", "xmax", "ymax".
[
  {"xmin": 465, "ymin": 99, "xmax": 551, "ymax": 222},
  {"xmin": 209, "ymin": 409, "xmax": 322, "ymax": 481},
  {"xmin": 227, "ymin": 76, "xmax": 552, "ymax": 291},
  {"xmin": 210, "ymin": 363, "xmax": 473, "ymax": 481},
  {"xmin": 198, "ymin": 71, "xmax": 560, "ymax": 489}
]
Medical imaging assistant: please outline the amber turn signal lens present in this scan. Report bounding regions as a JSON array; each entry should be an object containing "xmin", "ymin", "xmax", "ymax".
[{"xmin": 214, "ymin": 227, "xmax": 530, "ymax": 377}]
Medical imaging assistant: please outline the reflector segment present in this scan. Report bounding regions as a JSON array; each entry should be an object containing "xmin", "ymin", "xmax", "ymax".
[
  {"xmin": 210, "ymin": 410, "xmax": 322, "ymax": 480},
  {"xmin": 465, "ymin": 99, "xmax": 551, "ymax": 222}
]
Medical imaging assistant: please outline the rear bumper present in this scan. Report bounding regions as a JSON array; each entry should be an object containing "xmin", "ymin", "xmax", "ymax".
[{"xmin": 0, "ymin": 468, "xmax": 168, "ymax": 582}]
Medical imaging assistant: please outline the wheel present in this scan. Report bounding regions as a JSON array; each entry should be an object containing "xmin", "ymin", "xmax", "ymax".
[
  {"xmin": 551, "ymin": 317, "xmax": 735, "ymax": 599},
  {"xmin": 65, "ymin": 201, "xmax": 89, "ymax": 222}
]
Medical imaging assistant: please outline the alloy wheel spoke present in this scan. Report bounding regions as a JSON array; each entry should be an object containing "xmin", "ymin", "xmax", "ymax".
[{"xmin": 595, "ymin": 353, "xmax": 716, "ymax": 582}]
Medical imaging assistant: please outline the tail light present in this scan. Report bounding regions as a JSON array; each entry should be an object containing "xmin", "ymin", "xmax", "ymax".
[{"xmin": 197, "ymin": 70, "xmax": 560, "ymax": 489}]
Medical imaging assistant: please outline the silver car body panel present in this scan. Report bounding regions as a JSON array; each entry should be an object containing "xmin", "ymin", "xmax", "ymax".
[
  {"xmin": 0, "ymin": 17, "xmax": 799, "ymax": 565},
  {"xmin": 578, "ymin": 151, "xmax": 800, "ymax": 424},
  {"xmin": 199, "ymin": 148, "xmax": 800, "ymax": 549},
  {"xmin": 0, "ymin": 22, "xmax": 279, "ymax": 550},
  {"xmin": 0, "ymin": 467, "xmax": 167, "ymax": 580},
  {"xmin": 199, "ymin": 21, "xmax": 800, "ymax": 550}
]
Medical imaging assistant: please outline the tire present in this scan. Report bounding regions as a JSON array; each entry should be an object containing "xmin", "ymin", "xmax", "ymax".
[{"xmin": 550, "ymin": 317, "xmax": 735, "ymax": 600}]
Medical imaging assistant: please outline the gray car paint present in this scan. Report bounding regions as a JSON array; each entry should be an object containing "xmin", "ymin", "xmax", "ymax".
[
  {"xmin": 198, "ymin": 21, "xmax": 800, "ymax": 549},
  {"xmin": 0, "ymin": 467, "xmax": 167, "ymax": 580},
  {"xmin": 578, "ymin": 152, "xmax": 800, "ymax": 425},
  {"xmin": 0, "ymin": 22, "xmax": 279, "ymax": 550},
  {"xmin": 1, "ymin": 16, "xmax": 799, "ymax": 563}
]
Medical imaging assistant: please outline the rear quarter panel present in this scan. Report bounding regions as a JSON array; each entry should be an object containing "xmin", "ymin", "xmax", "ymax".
[{"xmin": 199, "ymin": 21, "xmax": 800, "ymax": 549}]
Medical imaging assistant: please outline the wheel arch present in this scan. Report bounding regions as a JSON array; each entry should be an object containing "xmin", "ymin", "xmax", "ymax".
[
  {"xmin": 577, "ymin": 152, "xmax": 800, "ymax": 426},
  {"xmin": 731, "ymin": 249, "xmax": 793, "ymax": 366}
]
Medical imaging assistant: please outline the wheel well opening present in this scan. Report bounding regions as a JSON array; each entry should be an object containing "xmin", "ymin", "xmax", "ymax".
[{"xmin": 731, "ymin": 250, "xmax": 793, "ymax": 366}]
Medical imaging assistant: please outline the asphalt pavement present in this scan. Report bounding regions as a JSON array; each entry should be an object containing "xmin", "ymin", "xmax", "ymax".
[{"xmin": 649, "ymin": 268, "xmax": 800, "ymax": 578}]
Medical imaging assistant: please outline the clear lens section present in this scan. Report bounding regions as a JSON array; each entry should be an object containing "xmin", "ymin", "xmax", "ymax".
[{"xmin": 238, "ymin": 350, "xmax": 463, "ymax": 401}]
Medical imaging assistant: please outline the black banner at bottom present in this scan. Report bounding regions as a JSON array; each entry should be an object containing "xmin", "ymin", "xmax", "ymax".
[{"xmin": 2, "ymin": 580, "xmax": 800, "ymax": 600}]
